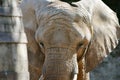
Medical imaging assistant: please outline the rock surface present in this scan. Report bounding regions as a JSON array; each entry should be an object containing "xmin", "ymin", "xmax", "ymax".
[{"xmin": 91, "ymin": 42, "xmax": 120, "ymax": 80}]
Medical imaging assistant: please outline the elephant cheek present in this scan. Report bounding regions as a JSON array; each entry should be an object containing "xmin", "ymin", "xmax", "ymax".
[{"xmin": 41, "ymin": 48, "xmax": 78, "ymax": 80}]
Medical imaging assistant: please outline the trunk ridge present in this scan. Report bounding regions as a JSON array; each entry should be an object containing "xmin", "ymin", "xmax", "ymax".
[{"xmin": 41, "ymin": 47, "xmax": 78, "ymax": 80}]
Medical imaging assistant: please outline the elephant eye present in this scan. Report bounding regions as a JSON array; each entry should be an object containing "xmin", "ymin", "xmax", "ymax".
[
  {"xmin": 39, "ymin": 42, "xmax": 45, "ymax": 53},
  {"xmin": 76, "ymin": 43, "xmax": 84, "ymax": 51},
  {"xmin": 39, "ymin": 42, "xmax": 44, "ymax": 48}
]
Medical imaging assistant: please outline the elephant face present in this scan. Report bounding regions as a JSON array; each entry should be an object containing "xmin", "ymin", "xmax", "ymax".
[
  {"xmin": 20, "ymin": 0, "xmax": 120, "ymax": 80},
  {"xmin": 34, "ymin": 2, "xmax": 92, "ymax": 79}
]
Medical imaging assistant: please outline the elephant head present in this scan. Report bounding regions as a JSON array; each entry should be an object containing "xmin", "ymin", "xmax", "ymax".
[{"xmin": 20, "ymin": 0, "xmax": 120, "ymax": 80}]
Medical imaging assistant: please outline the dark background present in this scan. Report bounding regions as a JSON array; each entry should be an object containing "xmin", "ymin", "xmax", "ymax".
[{"xmin": 103, "ymin": 0, "xmax": 120, "ymax": 23}]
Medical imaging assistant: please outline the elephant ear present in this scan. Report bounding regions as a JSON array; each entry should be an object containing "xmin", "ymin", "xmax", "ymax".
[
  {"xmin": 20, "ymin": 0, "xmax": 45, "ymax": 76},
  {"xmin": 20, "ymin": 0, "xmax": 39, "ymax": 54},
  {"xmin": 73, "ymin": 0, "xmax": 120, "ymax": 72}
]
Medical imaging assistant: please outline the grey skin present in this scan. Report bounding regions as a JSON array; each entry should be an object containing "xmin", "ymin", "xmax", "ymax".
[{"xmin": 20, "ymin": 0, "xmax": 120, "ymax": 80}]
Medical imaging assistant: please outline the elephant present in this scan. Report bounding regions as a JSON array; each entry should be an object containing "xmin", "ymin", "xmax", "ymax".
[{"xmin": 20, "ymin": 0, "xmax": 120, "ymax": 80}]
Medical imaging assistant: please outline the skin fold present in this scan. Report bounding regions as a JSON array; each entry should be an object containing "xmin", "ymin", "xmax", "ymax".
[{"xmin": 20, "ymin": 0, "xmax": 120, "ymax": 80}]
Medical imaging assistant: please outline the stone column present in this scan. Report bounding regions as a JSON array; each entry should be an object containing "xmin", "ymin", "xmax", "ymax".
[{"xmin": 0, "ymin": 0, "xmax": 29, "ymax": 80}]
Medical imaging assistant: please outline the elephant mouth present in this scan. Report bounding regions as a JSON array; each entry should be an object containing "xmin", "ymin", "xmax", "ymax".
[{"xmin": 40, "ymin": 47, "xmax": 78, "ymax": 80}]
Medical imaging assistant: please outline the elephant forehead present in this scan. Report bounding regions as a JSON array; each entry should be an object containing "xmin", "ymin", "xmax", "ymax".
[
  {"xmin": 35, "ymin": 1, "xmax": 92, "ymax": 48},
  {"xmin": 35, "ymin": 23, "xmax": 83, "ymax": 48},
  {"xmin": 36, "ymin": 1, "xmax": 76, "ymax": 25}
]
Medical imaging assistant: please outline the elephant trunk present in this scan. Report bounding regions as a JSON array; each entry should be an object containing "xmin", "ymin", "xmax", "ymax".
[{"xmin": 40, "ymin": 47, "xmax": 78, "ymax": 80}]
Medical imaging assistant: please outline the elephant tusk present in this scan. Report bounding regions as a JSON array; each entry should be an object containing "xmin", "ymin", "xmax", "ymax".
[
  {"xmin": 39, "ymin": 75, "xmax": 44, "ymax": 80},
  {"xmin": 73, "ymin": 74, "xmax": 78, "ymax": 80}
]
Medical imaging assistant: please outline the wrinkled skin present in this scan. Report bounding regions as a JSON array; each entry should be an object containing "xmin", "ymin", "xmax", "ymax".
[{"xmin": 20, "ymin": 0, "xmax": 120, "ymax": 80}]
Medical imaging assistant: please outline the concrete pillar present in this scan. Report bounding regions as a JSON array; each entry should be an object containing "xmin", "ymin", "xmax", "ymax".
[{"xmin": 0, "ymin": 0, "xmax": 29, "ymax": 80}]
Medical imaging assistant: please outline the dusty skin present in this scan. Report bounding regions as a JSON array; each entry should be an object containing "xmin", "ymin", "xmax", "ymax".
[{"xmin": 20, "ymin": 0, "xmax": 120, "ymax": 80}]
